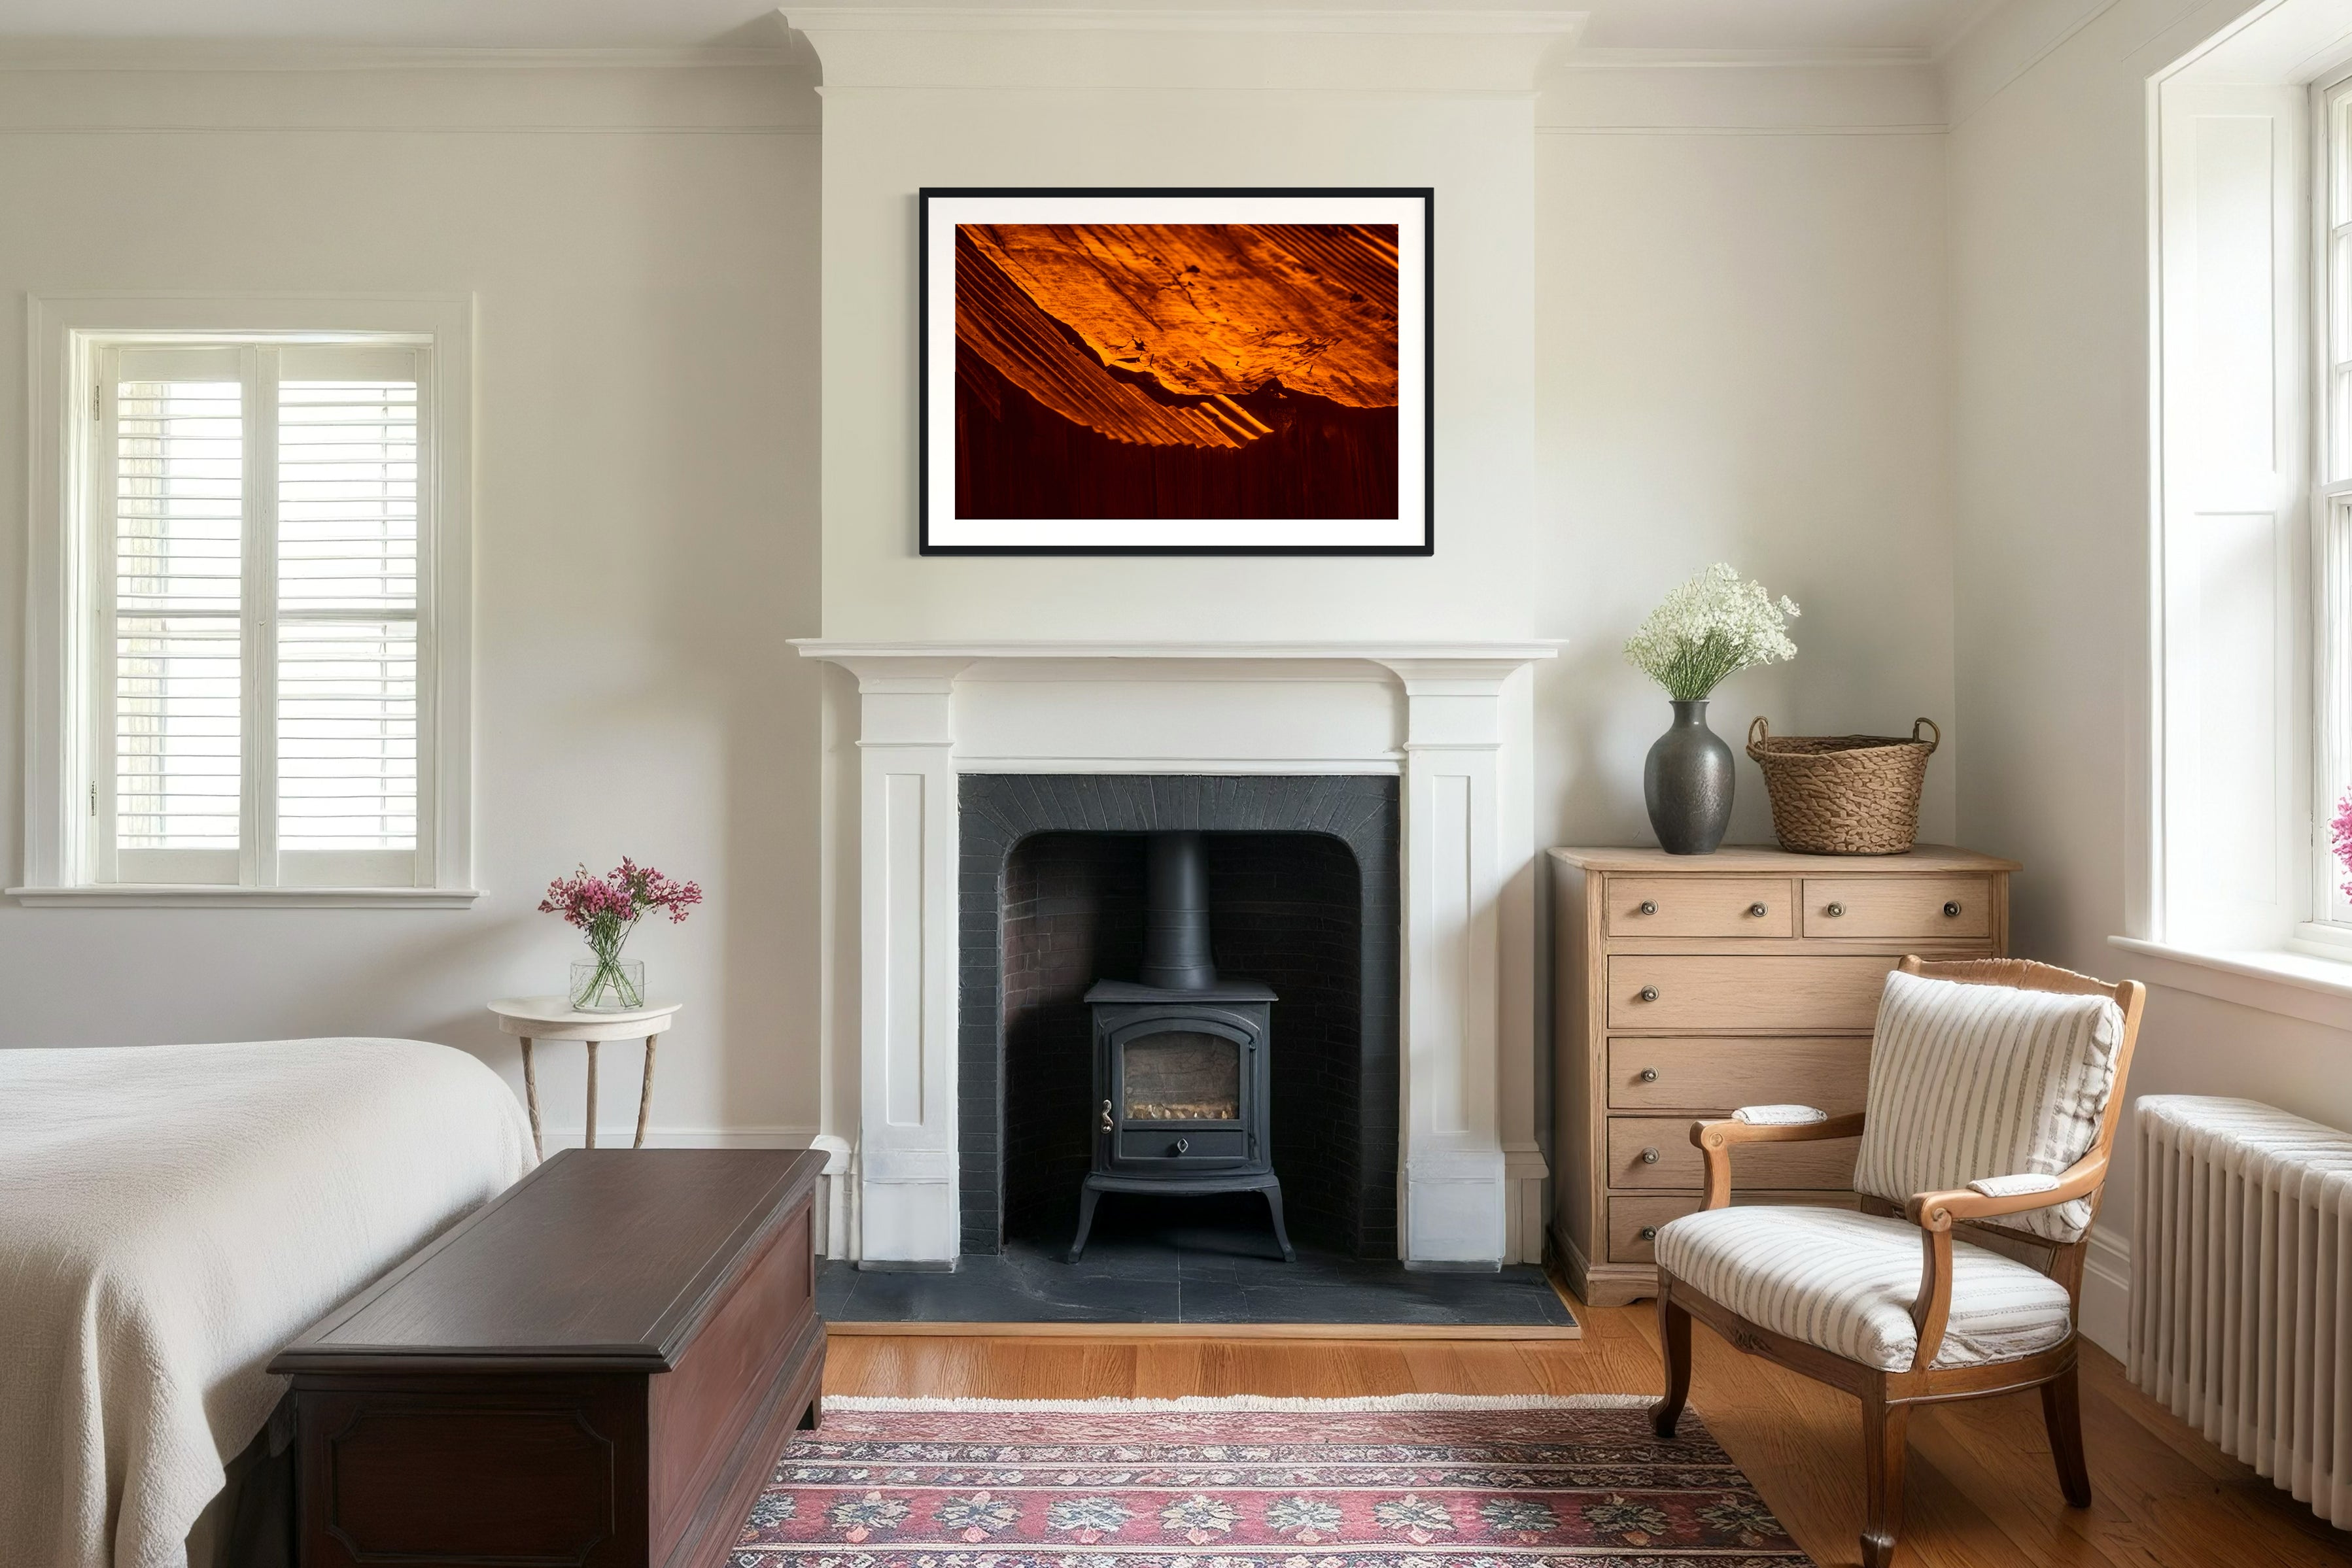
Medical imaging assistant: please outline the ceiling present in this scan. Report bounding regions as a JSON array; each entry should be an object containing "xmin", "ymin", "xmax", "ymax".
[{"xmin": 0, "ymin": 0, "xmax": 1999, "ymax": 57}]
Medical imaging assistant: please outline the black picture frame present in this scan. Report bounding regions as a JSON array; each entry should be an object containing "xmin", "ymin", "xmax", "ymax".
[{"xmin": 918, "ymin": 186, "xmax": 1436, "ymax": 556}]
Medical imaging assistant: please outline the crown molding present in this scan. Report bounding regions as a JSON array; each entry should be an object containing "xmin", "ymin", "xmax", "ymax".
[
  {"xmin": 784, "ymin": 7, "xmax": 1587, "ymax": 38},
  {"xmin": 0, "ymin": 40, "xmax": 801, "ymax": 73},
  {"xmin": 1555, "ymin": 44, "xmax": 1933, "ymax": 70}
]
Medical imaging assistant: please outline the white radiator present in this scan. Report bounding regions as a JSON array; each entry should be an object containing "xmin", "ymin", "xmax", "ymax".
[{"xmin": 2131, "ymin": 1095, "xmax": 2352, "ymax": 1526}]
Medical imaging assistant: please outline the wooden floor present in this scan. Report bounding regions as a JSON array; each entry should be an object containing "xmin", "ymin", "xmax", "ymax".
[{"xmin": 825, "ymin": 1289, "xmax": 2351, "ymax": 1568}]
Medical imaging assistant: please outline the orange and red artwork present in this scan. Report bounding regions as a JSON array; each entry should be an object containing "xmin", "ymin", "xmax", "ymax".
[{"xmin": 921, "ymin": 190, "xmax": 1432, "ymax": 555}]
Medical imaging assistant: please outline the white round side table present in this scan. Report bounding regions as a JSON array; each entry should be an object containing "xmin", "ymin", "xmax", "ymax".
[{"xmin": 488, "ymin": 996, "xmax": 683, "ymax": 1159}]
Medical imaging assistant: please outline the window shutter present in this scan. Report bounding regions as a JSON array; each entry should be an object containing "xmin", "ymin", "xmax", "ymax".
[
  {"xmin": 110, "ymin": 347, "xmax": 244, "ymax": 880},
  {"xmin": 275, "ymin": 346, "xmax": 422, "ymax": 876}
]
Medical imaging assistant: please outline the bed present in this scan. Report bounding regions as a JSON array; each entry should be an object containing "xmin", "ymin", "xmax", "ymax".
[{"xmin": 0, "ymin": 1038, "xmax": 538, "ymax": 1568}]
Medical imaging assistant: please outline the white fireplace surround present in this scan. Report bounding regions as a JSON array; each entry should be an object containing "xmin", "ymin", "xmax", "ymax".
[{"xmin": 795, "ymin": 640, "xmax": 1557, "ymax": 1269}]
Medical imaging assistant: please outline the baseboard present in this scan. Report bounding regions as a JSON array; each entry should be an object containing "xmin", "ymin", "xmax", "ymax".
[
  {"xmin": 2079, "ymin": 1225, "xmax": 2130, "ymax": 1359},
  {"xmin": 825, "ymin": 1320, "xmax": 1581, "ymax": 1340},
  {"xmin": 536, "ymin": 1125, "xmax": 819, "ymax": 1152}
]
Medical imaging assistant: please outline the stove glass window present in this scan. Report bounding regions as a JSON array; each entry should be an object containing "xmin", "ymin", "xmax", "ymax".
[{"xmin": 1121, "ymin": 1030, "xmax": 1239, "ymax": 1121}]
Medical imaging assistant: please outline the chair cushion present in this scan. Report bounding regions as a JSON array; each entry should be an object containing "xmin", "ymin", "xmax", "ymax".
[
  {"xmin": 1653, "ymin": 1206, "xmax": 2075, "ymax": 1371},
  {"xmin": 1852, "ymin": 970, "xmax": 2125, "ymax": 1244}
]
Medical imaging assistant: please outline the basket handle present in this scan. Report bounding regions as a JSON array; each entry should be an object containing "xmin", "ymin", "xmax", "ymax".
[
  {"xmin": 1912, "ymin": 717, "xmax": 1941, "ymax": 752},
  {"xmin": 1748, "ymin": 716, "xmax": 1771, "ymax": 747}
]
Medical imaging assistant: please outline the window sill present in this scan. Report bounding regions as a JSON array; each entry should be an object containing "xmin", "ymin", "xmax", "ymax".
[
  {"xmin": 2107, "ymin": 934, "xmax": 2352, "ymax": 1030},
  {"xmin": 7, "ymin": 885, "xmax": 481, "ymax": 909}
]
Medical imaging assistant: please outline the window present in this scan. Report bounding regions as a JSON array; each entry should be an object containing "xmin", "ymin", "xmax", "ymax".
[
  {"xmin": 2150, "ymin": 78, "xmax": 2313, "ymax": 955},
  {"xmin": 2315, "ymin": 68, "xmax": 2352, "ymax": 937},
  {"xmin": 18, "ymin": 298, "xmax": 473, "ymax": 904}
]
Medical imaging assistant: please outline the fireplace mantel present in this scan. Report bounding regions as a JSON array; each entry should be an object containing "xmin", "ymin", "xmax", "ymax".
[
  {"xmin": 793, "ymin": 640, "xmax": 1560, "ymax": 663},
  {"xmin": 794, "ymin": 638, "xmax": 1557, "ymax": 1269}
]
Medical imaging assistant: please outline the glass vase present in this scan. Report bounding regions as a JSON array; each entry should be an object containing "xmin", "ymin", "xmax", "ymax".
[{"xmin": 570, "ymin": 957, "xmax": 646, "ymax": 1013}]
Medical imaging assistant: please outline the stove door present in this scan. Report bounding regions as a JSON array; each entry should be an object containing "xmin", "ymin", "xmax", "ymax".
[{"xmin": 1106, "ymin": 1017, "xmax": 1257, "ymax": 1171}]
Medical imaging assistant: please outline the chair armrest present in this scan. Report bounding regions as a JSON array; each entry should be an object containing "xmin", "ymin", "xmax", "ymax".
[
  {"xmin": 1691, "ymin": 1111, "xmax": 1867, "ymax": 1210},
  {"xmin": 1899, "ymin": 1149, "xmax": 2109, "ymax": 1372},
  {"xmin": 1903, "ymin": 1150, "xmax": 2109, "ymax": 1232}
]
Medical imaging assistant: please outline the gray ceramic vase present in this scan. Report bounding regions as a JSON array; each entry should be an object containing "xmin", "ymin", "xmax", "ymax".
[{"xmin": 1644, "ymin": 699, "xmax": 1734, "ymax": 855}]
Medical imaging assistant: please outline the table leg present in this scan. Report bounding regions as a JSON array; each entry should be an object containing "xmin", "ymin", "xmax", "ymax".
[
  {"xmin": 520, "ymin": 1037, "xmax": 543, "ymax": 1161},
  {"xmin": 585, "ymin": 1040, "xmax": 600, "ymax": 1150},
  {"xmin": 634, "ymin": 1034, "xmax": 659, "ymax": 1150}
]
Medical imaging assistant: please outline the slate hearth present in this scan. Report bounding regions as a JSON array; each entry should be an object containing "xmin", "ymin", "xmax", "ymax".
[{"xmin": 818, "ymin": 1193, "xmax": 1577, "ymax": 1328}]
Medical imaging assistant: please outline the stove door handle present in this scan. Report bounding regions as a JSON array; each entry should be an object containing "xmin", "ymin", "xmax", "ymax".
[{"xmin": 1101, "ymin": 1099, "xmax": 1114, "ymax": 1133}]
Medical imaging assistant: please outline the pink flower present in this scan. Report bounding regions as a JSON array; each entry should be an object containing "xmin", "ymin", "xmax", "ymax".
[
  {"xmin": 539, "ymin": 859, "xmax": 702, "ymax": 963},
  {"xmin": 2335, "ymin": 792, "xmax": 2352, "ymax": 897}
]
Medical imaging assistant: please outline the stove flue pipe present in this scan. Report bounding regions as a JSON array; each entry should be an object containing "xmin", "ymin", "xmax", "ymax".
[{"xmin": 1139, "ymin": 831, "xmax": 1217, "ymax": 990}]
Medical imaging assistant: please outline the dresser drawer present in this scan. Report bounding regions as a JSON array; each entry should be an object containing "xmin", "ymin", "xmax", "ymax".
[
  {"xmin": 1608, "ymin": 1192, "xmax": 1862, "ymax": 1264},
  {"xmin": 1608, "ymin": 1115, "xmax": 1861, "ymax": 1191},
  {"xmin": 1606, "ymin": 1036, "xmax": 1873, "ymax": 1113},
  {"xmin": 1803, "ymin": 876, "xmax": 1992, "ymax": 940},
  {"xmin": 1605, "ymin": 877, "xmax": 1793, "ymax": 938},
  {"xmin": 1607, "ymin": 954, "xmax": 1899, "ymax": 1032}
]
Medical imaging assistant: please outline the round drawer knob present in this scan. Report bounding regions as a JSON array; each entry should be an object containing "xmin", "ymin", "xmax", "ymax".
[
  {"xmin": 1638, "ymin": 900, "xmax": 1657, "ymax": 916},
  {"xmin": 1748, "ymin": 902, "xmax": 1769, "ymax": 917},
  {"xmin": 1825, "ymin": 902, "xmax": 1845, "ymax": 917},
  {"xmin": 1639, "ymin": 1146, "xmax": 1661, "ymax": 1164},
  {"xmin": 1943, "ymin": 900, "xmax": 1962, "ymax": 917},
  {"xmin": 1638, "ymin": 1067, "xmax": 1659, "ymax": 1083},
  {"xmin": 1638, "ymin": 1225, "xmax": 1658, "ymax": 1242},
  {"xmin": 1174, "ymin": 1137, "xmax": 1190, "ymax": 1155},
  {"xmin": 1637, "ymin": 985, "xmax": 1659, "ymax": 1002}
]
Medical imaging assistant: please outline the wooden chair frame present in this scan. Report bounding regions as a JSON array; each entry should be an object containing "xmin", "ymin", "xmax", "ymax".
[{"xmin": 1648, "ymin": 956, "xmax": 2147, "ymax": 1568}]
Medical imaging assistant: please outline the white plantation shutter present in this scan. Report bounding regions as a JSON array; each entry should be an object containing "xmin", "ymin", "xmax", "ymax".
[
  {"xmin": 92, "ymin": 337, "xmax": 434, "ymax": 889},
  {"xmin": 276, "ymin": 347, "xmax": 421, "ymax": 884},
  {"xmin": 107, "ymin": 347, "xmax": 245, "ymax": 883}
]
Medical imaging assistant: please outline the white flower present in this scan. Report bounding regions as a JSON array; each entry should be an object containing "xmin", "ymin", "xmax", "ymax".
[{"xmin": 1622, "ymin": 562, "xmax": 1800, "ymax": 701}]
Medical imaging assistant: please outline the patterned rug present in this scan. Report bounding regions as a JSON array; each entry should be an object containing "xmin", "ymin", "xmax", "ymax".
[{"xmin": 731, "ymin": 1394, "xmax": 1812, "ymax": 1568}]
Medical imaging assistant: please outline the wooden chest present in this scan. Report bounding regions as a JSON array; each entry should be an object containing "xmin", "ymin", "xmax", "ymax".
[
  {"xmin": 271, "ymin": 1148, "xmax": 825, "ymax": 1568},
  {"xmin": 1548, "ymin": 845, "xmax": 2016, "ymax": 1307}
]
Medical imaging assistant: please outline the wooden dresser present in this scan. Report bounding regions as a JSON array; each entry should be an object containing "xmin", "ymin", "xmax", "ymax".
[
  {"xmin": 1548, "ymin": 845, "xmax": 2016, "ymax": 1307},
  {"xmin": 273, "ymin": 1148, "xmax": 825, "ymax": 1568}
]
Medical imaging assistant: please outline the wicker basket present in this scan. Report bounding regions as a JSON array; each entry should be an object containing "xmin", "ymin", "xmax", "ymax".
[{"xmin": 1746, "ymin": 717, "xmax": 1940, "ymax": 855}]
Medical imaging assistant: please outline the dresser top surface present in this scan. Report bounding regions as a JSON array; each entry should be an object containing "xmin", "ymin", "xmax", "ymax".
[
  {"xmin": 271, "ymin": 1148, "xmax": 822, "ymax": 1374},
  {"xmin": 1548, "ymin": 844, "xmax": 2020, "ymax": 874}
]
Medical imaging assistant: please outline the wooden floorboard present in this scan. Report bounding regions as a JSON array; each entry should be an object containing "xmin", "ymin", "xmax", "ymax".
[{"xmin": 821, "ymin": 1290, "xmax": 2350, "ymax": 1568}]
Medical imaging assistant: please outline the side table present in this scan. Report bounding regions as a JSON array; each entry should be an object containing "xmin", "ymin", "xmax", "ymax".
[{"xmin": 488, "ymin": 996, "xmax": 683, "ymax": 1159}]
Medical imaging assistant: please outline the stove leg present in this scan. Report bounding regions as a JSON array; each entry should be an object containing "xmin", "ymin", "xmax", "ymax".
[
  {"xmin": 1263, "ymin": 1185, "xmax": 1297, "ymax": 1262},
  {"xmin": 1068, "ymin": 1184, "xmax": 1102, "ymax": 1264}
]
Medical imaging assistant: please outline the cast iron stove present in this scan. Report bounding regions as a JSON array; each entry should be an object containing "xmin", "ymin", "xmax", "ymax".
[{"xmin": 1069, "ymin": 831, "xmax": 1294, "ymax": 1263}]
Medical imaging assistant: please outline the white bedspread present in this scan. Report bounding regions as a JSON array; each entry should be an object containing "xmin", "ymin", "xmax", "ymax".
[{"xmin": 0, "ymin": 1038, "xmax": 536, "ymax": 1568}]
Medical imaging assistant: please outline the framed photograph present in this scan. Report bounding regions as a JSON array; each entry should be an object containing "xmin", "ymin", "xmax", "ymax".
[{"xmin": 920, "ymin": 186, "xmax": 1434, "ymax": 556}]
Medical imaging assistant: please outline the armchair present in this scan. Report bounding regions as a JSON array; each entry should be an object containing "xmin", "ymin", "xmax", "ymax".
[{"xmin": 1649, "ymin": 956, "xmax": 2146, "ymax": 1568}]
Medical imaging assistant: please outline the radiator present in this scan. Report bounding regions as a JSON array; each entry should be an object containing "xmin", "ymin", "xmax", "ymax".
[{"xmin": 2131, "ymin": 1095, "xmax": 2352, "ymax": 1526}]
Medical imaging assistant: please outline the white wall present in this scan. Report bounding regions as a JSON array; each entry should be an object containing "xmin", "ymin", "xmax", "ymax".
[
  {"xmin": 1946, "ymin": 0, "xmax": 2352, "ymax": 1348},
  {"xmin": 0, "ymin": 37, "xmax": 1973, "ymax": 1244},
  {"xmin": 0, "ymin": 58, "xmax": 828, "ymax": 1148},
  {"xmin": 1534, "ymin": 58, "xmax": 1956, "ymax": 854},
  {"xmin": 803, "ymin": 16, "xmax": 1553, "ymax": 642}
]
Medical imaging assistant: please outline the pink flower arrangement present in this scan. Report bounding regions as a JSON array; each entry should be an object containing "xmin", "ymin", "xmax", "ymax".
[
  {"xmin": 540, "ymin": 858, "xmax": 701, "ymax": 1010},
  {"xmin": 2334, "ymin": 793, "xmax": 2352, "ymax": 896}
]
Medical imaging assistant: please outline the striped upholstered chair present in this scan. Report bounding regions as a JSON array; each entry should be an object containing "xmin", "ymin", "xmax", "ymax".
[{"xmin": 1648, "ymin": 956, "xmax": 2145, "ymax": 1568}]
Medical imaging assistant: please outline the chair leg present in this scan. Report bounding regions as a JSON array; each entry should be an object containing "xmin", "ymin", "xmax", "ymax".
[
  {"xmin": 2040, "ymin": 1364, "xmax": 2093, "ymax": 1507},
  {"xmin": 1650, "ymin": 1286, "xmax": 1692, "ymax": 1439},
  {"xmin": 1859, "ymin": 1391, "xmax": 1911, "ymax": 1568}
]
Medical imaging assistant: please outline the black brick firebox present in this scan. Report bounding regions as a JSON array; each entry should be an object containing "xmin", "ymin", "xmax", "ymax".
[{"xmin": 959, "ymin": 775, "xmax": 1400, "ymax": 1258}]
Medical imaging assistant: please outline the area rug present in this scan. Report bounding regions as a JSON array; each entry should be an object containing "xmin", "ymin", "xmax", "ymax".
[{"xmin": 731, "ymin": 1393, "xmax": 1811, "ymax": 1567}]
